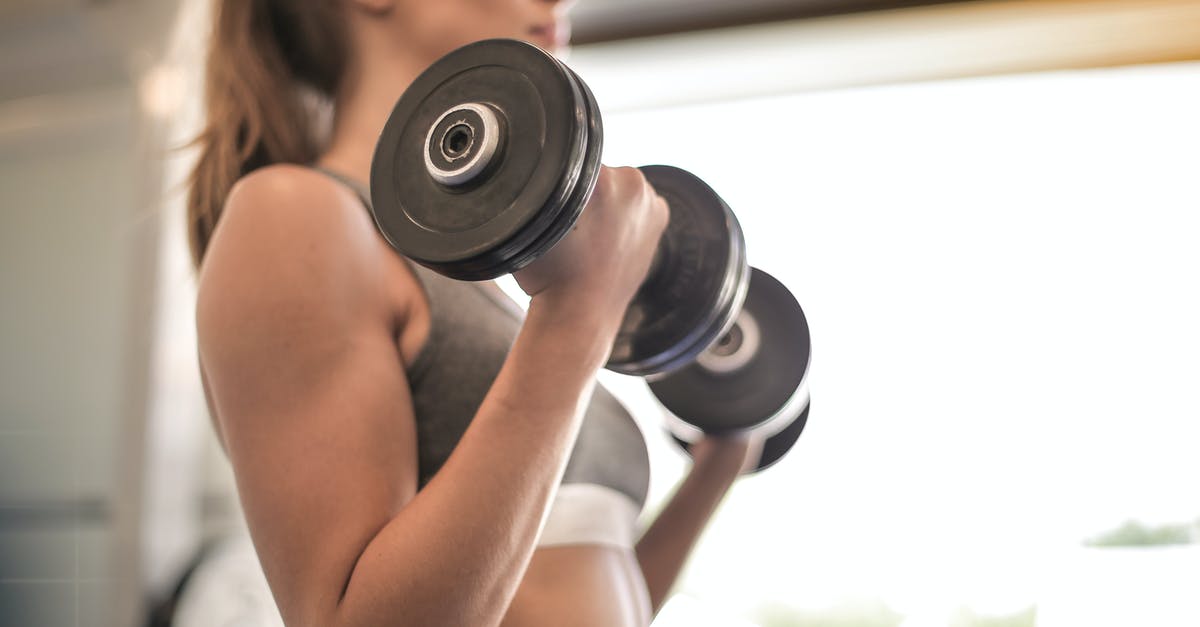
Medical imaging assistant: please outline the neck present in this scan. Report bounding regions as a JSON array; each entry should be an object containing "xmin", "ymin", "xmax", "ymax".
[{"xmin": 320, "ymin": 51, "xmax": 430, "ymax": 186}]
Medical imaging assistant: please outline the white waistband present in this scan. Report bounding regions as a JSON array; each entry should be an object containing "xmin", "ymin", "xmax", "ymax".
[{"xmin": 537, "ymin": 483, "xmax": 642, "ymax": 549}]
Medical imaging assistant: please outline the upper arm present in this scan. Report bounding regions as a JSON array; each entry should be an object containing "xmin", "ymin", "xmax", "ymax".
[{"xmin": 195, "ymin": 165, "xmax": 419, "ymax": 625}]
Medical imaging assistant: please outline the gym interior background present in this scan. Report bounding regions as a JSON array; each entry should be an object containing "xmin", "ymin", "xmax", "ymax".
[{"xmin": 2, "ymin": 0, "xmax": 1198, "ymax": 625}]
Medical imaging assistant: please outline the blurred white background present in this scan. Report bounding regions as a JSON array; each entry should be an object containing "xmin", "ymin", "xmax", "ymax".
[{"xmin": 586, "ymin": 60, "xmax": 1200, "ymax": 627}]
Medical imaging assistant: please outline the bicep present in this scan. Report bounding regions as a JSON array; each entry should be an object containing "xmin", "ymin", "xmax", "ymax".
[
  {"xmin": 196, "ymin": 167, "xmax": 420, "ymax": 624},
  {"xmin": 205, "ymin": 326, "xmax": 418, "ymax": 623}
]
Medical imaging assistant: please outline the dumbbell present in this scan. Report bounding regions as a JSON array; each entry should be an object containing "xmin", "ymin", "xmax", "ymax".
[
  {"xmin": 370, "ymin": 38, "xmax": 748, "ymax": 376},
  {"xmin": 651, "ymin": 267, "xmax": 812, "ymax": 472}
]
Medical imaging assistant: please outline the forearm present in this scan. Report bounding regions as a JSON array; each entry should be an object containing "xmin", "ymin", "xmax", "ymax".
[
  {"xmin": 635, "ymin": 456, "xmax": 742, "ymax": 614},
  {"xmin": 332, "ymin": 299, "xmax": 619, "ymax": 627}
]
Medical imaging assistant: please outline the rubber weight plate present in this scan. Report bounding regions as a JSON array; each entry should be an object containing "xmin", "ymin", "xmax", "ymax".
[
  {"xmin": 670, "ymin": 398, "xmax": 810, "ymax": 473},
  {"xmin": 607, "ymin": 166, "xmax": 749, "ymax": 375},
  {"xmin": 370, "ymin": 39, "xmax": 601, "ymax": 281},
  {"xmin": 649, "ymin": 267, "xmax": 811, "ymax": 432},
  {"xmin": 756, "ymin": 398, "xmax": 809, "ymax": 471},
  {"xmin": 519, "ymin": 63, "xmax": 604, "ymax": 274}
]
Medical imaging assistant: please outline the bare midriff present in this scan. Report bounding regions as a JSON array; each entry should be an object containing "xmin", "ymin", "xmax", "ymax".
[{"xmin": 502, "ymin": 545, "xmax": 652, "ymax": 627}]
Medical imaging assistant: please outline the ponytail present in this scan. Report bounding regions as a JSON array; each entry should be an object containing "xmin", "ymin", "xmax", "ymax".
[{"xmin": 186, "ymin": 0, "xmax": 348, "ymax": 267}]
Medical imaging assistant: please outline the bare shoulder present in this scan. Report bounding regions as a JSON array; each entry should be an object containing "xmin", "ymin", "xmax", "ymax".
[
  {"xmin": 204, "ymin": 164, "xmax": 381, "ymax": 278},
  {"xmin": 195, "ymin": 164, "xmax": 402, "ymax": 351}
]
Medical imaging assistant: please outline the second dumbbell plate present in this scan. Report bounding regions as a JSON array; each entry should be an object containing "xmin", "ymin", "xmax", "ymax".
[
  {"xmin": 607, "ymin": 166, "xmax": 749, "ymax": 376},
  {"xmin": 649, "ymin": 267, "xmax": 811, "ymax": 432}
]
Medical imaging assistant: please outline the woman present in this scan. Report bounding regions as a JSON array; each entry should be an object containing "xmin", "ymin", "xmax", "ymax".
[{"xmin": 190, "ymin": 1, "xmax": 755, "ymax": 625}]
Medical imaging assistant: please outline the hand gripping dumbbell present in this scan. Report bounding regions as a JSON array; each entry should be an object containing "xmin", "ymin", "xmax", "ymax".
[
  {"xmin": 369, "ymin": 38, "xmax": 748, "ymax": 376},
  {"xmin": 651, "ymin": 267, "xmax": 812, "ymax": 472}
]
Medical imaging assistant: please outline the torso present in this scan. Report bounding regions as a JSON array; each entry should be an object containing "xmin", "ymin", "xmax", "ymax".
[
  {"xmin": 504, "ymin": 545, "xmax": 652, "ymax": 627},
  {"xmin": 203, "ymin": 169, "xmax": 653, "ymax": 626},
  {"xmin": 391, "ymin": 262, "xmax": 652, "ymax": 626}
]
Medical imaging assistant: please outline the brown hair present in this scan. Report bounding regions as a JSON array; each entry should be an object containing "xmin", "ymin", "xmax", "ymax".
[{"xmin": 186, "ymin": 0, "xmax": 350, "ymax": 267}]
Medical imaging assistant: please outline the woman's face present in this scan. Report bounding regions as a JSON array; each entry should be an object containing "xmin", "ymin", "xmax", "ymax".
[{"xmin": 391, "ymin": 0, "xmax": 575, "ymax": 60}]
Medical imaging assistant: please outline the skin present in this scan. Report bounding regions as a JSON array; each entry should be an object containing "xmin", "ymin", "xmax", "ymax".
[{"xmin": 197, "ymin": 1, "xmax": 758, "ymax": 625}]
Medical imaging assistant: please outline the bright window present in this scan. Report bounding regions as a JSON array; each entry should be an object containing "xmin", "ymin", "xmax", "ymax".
[{"xmin": 587, "ymin": 62, "xmax": 1200, "ymax": 626}]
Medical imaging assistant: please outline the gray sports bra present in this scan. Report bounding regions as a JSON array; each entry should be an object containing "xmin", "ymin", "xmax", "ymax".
[{"xmin": 316, "ymin": 168, "xmax": 650, "ymax": 510}]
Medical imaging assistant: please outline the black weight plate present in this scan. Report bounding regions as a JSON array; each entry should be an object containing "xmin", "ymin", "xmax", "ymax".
[
  {"xmin": 370, "ymin": 39, "xmax": 593, "ymax": 280},
  {"xmin": 669, "ymin": 397, "xmax": 810, "ymax": 473},
  {"xmin": 649, "ymin": 267, "xmax": 810, "ymax": 432},
  {"xmin": 755, "ymin": 398, "xmax": 809, "ymax": 471},
  {"xmin": 506, "ymin": 62, "xmax": 603, "ymax": 275},
  {"xmin": 607, "ymin": 166, "xmax": 749, "ymax": 375}
]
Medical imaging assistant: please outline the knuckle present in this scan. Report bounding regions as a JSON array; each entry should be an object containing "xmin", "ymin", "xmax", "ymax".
[
  {"xmin": 594, "ymin": 167, "xmax": 614, "ymax": 196},
  {"xmin": 616, "ymin": 166, "xmax": 647, "ymax": 190}
]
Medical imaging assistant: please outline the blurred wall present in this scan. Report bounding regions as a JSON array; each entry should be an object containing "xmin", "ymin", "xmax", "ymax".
[{"xmin": 0, "ymin": 2, "xmax": 180, "ymax": 625}]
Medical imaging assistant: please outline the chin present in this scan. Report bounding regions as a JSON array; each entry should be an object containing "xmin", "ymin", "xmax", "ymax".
[{"xmin": 527, "ymin": 36, "xmax": 569, "ymax": 57}]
